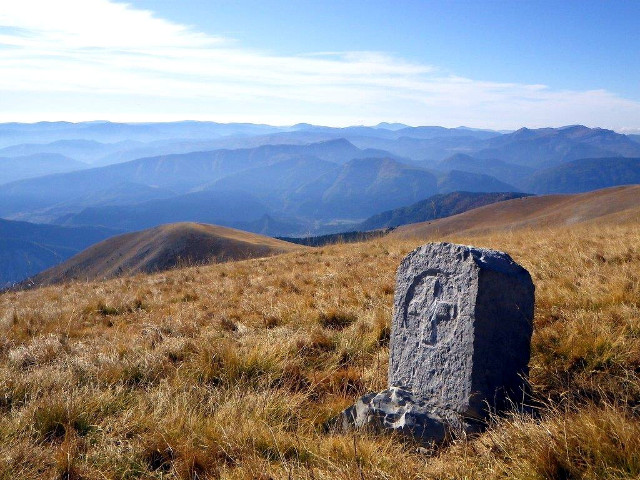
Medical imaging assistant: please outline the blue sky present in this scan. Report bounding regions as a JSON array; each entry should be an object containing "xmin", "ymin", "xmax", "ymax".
[{"xmin": 1, "ymin": 0, "xmax": 639, "ymax": 131}]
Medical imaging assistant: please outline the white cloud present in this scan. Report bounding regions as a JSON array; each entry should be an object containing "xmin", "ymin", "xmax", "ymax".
[{"xmin": 0, "ymin": 0, "xmax": 639, "ymax": 130}]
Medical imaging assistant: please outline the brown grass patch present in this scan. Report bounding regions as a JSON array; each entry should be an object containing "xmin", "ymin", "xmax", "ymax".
[{"xmin": 0, "ymin": 221, "xmax": 639, "ymax": 478}]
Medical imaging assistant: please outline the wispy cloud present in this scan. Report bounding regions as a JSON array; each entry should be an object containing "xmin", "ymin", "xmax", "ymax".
[{"xmin": 1, "ymin": 0, "xmax": 639, "ymax": 130}]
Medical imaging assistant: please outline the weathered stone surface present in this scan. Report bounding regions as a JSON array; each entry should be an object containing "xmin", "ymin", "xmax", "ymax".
[
  {"xmin": 339, "ymin": 242, "xmax": 535, "ymax": 442},
  {"xmin": 389, "ymin": 242, "xmax": 534, "ymax": 419}
]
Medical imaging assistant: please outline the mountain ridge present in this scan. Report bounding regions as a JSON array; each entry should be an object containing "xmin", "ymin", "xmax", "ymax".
[{"xmin": 24, "ymin": 222, "xmax": 305, "ymax": 287}]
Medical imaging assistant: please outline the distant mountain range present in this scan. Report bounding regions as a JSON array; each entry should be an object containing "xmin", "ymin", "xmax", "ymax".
[
  {"xmin": 0, "ymin": 121, "xmax": 284, "ymax": 147},
  {"xmin": 0, "ymin": 139, "xmax": 514, "ymax": 232},
  {"xmin": 0, "ymin": 122, "xmax": 638, "ymax": 239},
  {"xmin": 435, "ymin": 153, "xmax": 535, "ymax": 186},
  {"xmin": 293, "ymin": 157, "xmax": 439, "ymax": 219},
  {"xmin": 523, "ymin": 157, "xmax": 640, "ymax": 194},
  {"xmin": 58, "ymin": 190, "xmax": 271, "ymax": 232},
  {"xmin": 473, "ymin": 125, "xmax": 640, "ymax": 168},
  {"xmin": 0, "ymin": 153, "xmax": 87, "ymax": 184},
  {"xmin": 0, "ymin": 218, "xmax": 119, "ymax": 286},
  {"xmin": 24, "ymin": 222, "xmax": 303, "ymax": 287}
]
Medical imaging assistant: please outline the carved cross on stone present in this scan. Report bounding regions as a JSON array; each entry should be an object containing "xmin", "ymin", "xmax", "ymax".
[{"xmin": 340, "ymin": 242, "xmax": 535, "ymax": 442}]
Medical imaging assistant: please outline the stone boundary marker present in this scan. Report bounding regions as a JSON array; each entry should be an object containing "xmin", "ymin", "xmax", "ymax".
[{"xmin": 341, "ymin": 242, "xmax": 535, "ymax": 443}]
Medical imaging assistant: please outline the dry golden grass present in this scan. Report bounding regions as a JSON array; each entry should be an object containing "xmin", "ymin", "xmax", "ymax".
[{"xmin": 1, "ymin": 219, "xmax": 639, "ymax": 479}]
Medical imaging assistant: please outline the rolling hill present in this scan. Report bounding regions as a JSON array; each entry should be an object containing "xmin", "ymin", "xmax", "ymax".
[
  {"xmin": 26, "ymin": 222, "xmax": 304, "ymax": 286},
  {"xmin": 0, "ymin": 218, "xmax": 120, "ymax": 286},
  {"xmin": 358, "ymin": 191, "xmax": 531, "ymax": 231},
  {"xmin": 391, "ymin": 185, "xmax": 640, "ymax": 239}
]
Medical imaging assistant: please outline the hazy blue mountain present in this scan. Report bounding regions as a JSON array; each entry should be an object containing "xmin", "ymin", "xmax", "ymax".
[
  {"xmin": 207, "ymin": 156, "xmax": 340, "ymax": 210},
  {"xmin": 392, "ymin": 126, "xmax": 499, "ymax": 140},
  {"xmin": 293, "ymin": 157, "xmax": 439, "ymax": 219},
  {"xmin": 374, "ymin": 122, "xmax": 410, "ymax": 131},
  {"xmin": 0, "ymin": 153, "xmax": 87, "ymax": 184},
  {"xmin": 348, "ymin": 135, "xmax": 487, "ymax": 164},
  {"xmin": 358, "ymin": 191, "xmax": 532, "ymax": 231},
  {"xmin": 2, "ymin": 123, "xmax": 637, "ymax": 235},
  {"xmin": 290, "ymin": 123, "xmax": 500, "ymax": 140},
  {"xmin": 58, "ymin": 190, "xmax": 271, "ymax": 232},
  {"xmin": 0, "ymin": 170, "xmax": 179, "ymax": 220},
  {"xmin": 474, "ymin": 126, "xmax": 640, "ymax": 168},
  {"xmin": 0, "ymin": 139, "xmax": 143, "ymax": 164},
  {"xmin": 0, "ymin": 218, "xmax": 119, "ymax": 286},
  {"xmin": 0, "ymin": 136, "xmax": 284, "ymax": 167},
  {"xmin": 436, "ymin": 153, "xmax": 535, "ymax": 187},
  {"xmin": 0, "ymin": 121, "xmax": 287, "ymax": 147},
  {"xmin": 48, "ymin": 153, "xmax": 526, "ymax": 230},
  {"xmin": 31, "ymin": 183, "xmax": 178, "ymax": 225},
  {"xmin": 522, "ymin": 157, "xmax": 640, "ymax": 194},
  {"xmin": 629, "ymin": 134, "xmax": 640, "ymax": 144},
  {"xmin": 263, "ymin": 125, "xmax": 638, "ymax": 169},
  {"xmin": 436, "ymin": 170, "xmax": 520, "ymax": 194},
  {"xmin": 0, "ymin": 139, "xmax": 395, "ymax": 219}
]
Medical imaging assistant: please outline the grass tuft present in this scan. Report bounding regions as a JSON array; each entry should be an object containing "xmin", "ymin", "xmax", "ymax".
[{"xmin": 317, "ymin": 309, "xmax": 357, "ymax": 330}]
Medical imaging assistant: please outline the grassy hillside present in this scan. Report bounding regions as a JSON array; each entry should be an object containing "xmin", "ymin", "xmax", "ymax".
[
  {"xmin": 358, "ymin": 191, "xmax": 530, "ymax": 231},
  {"xmin": 393, "ymin": 185, "xmax": 640, "ymax": 239},
  {"xmin": 0, "ymin": 194, "xmax": 639, "ymax": 478},
  {"xmin": 28, "ymin": 222, "xmax": 305, "ymax": 286}
]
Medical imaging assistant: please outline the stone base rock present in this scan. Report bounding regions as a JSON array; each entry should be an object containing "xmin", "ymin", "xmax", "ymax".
[{"xmin": 340, "ymin": 387, "xmax": 478, "ymax": 443}]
